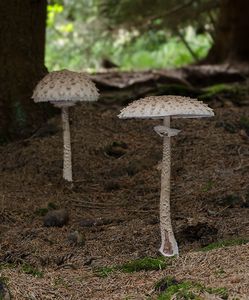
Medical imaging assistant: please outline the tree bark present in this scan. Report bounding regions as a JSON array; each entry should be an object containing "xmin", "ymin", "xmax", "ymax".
[
  {"xmin": 206, "ymin": 0, "xmax": 249, "ymax": 64},
  {"xmin": 0, "ymin": 0, "xmax": 50, "ymax": 141}
]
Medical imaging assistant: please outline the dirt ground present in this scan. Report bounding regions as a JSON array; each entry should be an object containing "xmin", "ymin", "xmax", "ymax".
[{"xmin": 0, "ymin": 90, "xmax": 249, "ymax": 299}]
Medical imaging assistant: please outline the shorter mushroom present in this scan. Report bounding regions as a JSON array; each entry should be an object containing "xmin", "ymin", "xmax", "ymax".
[
  {"xmin": 118, "ymin": 95, "xmax": 214, "ymax": 257},
  {"xmin": 32, "ymin": 69, "xmax": 99, "ymax": 181}
]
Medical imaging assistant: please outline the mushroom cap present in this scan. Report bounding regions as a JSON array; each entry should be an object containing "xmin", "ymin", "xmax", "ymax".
[
  {"xmin": 32, "ymin": 69, "xmax": 99, "ymax": 103},
  {"xmin": 118, "ymin": 95, "xmax": 214, "ymax": 119}
]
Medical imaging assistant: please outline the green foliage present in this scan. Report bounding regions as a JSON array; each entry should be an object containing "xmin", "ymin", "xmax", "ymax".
[
  {"xmin": 200, "ymin": 238, "xmax": 249, "ymax": 252},
  {"xmin": 35, "ymin": 202, "xmax": 57, "ymax": 216},
  {"xmin": 199, "ymin": 83, "xmax": 244, "ymax": 100},
  {"xmin": 35, "ymin": 207, "xmax": 49, "ymax": 216},
  {"xmin": 46, "ymin": 1, "xmax": 212, "ymax": 71},
  {"xmin": 47, "ymin": 202, "xmax": 58, "ymax": 210},
  {"xmin": 98, "ymin": 0, "xmax": 218, "ymax": 32},
  {"xmin": 201, "ymin": 180, "xmax": 213, "ymax": 192},
  {"xmin": 0, "ymin": 262, "xmax": 43, "ymax": 278},
  {"xmin": 120, "ymin": 257, "xmax": 168, "ymax": 273},
  {"xmin": 0, "ymin": 276, "xmax": 9, "ymax": 284},
  {"xmin": 155, "ymin": 277, "xmax": 228, "ymax": 300},
  {"xmin": 54, "ymin": 276, "xmax": 69, "ymax": 288},
  {"xmin": 0, "ymin": 263, "xmax": 15, "ymax": 270},
  {"xmin": 95, "ymin": 257, "xmax": 170, "ymax": 277},
  {"xmin": 21, "ymin": 264, "xmax": 44, "ymax": 278},
  {"xmin": 96, "ymin": 266, "xmax": 114, "ymax": 278}
]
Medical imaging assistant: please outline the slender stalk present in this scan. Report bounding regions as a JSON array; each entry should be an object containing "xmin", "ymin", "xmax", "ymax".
[
  {"xmin": 61, "ymin": 106, "xmax": 72, "ymax": 182},
  {"xmin": 159, "ymin": 116, "xmax": 179, "ymax": 257}
]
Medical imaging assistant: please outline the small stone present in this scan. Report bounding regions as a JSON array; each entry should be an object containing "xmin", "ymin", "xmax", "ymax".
[
  {"xmin": 68, "ymin": 231, "xmax": 85, "ymax": 246},
  {"xmin": 43, "ymin": 209, "xmax": 69, "ymax": 227}
]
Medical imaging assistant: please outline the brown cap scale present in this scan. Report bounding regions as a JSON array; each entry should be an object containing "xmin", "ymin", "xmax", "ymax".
[
  {"xmin": 32, "ymin": 69, "xmax": 99, "ymax": 182},
  {"xmin": 118, "ymin": 95, "xmax": 214, "ymax": 257}
]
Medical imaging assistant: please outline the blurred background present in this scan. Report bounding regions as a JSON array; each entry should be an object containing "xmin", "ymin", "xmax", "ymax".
[
  {"xmin": 46, "ymin": 0, "xmax": 217, "ymax": 71},
  {"xmin": 1, "ymin": 0, "xmax": 249, "ymax": 138}
]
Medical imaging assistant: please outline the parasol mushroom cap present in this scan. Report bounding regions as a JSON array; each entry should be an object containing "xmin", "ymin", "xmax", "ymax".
[
  {"xmin": 118, "ymin": 95, "xmax": 214, "ymax": 119},
  {"xmin": 32, "ymin": 69, "xmax": 99, "ymax": 105}
]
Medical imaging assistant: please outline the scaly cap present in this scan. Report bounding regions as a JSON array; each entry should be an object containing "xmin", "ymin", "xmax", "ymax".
[
  {"xmin": 118, "ymin": 95, "xmax": 214, "ymax": 119},
  {"xmin": 32, "ymin": 69, "xmax": 99, "ymax": 103}
]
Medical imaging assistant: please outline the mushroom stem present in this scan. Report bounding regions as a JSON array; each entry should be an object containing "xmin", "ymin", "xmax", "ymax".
[
  {"xmin": 61, "ymin": 106, "xmax": 72, "ymax": 182},
  {"xmin": 159, "ymin": 116, "xmax": 179, "ymax": 257}
]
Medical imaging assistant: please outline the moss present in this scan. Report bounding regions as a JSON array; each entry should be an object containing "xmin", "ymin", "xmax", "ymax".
[
  {"xmin": 201, "ymin": 180, "xmax": 213, "ymax": 192},
  {"xmin": 200, "ymin": 238, "xmax": 249, "ymax": 252},
  {"xmin": 206, "ymin": 287, "xmax": 229, "ymax": 299},
  {"xmin": 156, "ymin": 279, "xmax": 201, "ymax": 300},
  {"xmin": 35, "ymin": 207, "xmax": 49, "ymax": 216},
  {"xmin": 119, "ymin": 257, "xmax": 168, "ymax": 273},
  {"xmin": 35, "ymin": 202, "xmax": 57, "ymax": 216},
  {"xmin": 214, "ymin": 268, "xmax": 226, "ymax": 276},
  {"xmin": 104, "ymin": 141, "xmax": 128, "ymax": 158},
  {"xmin": 21, "ymin": 264, "xmax": 44, "ymax": 278},
  {"xmin": 47, "ymin": 202, "xmax": 57, "ymax": 210},
  {"xmin": 0, "ymin": 263, "xmax": 15, "ymax": 270},
  {"xmin": 95, "ymin": 266, "xmax": 115, "ymax": 278},
  {"xmin": 54, "ymin": 276, "xmax": 69, "ymax": 288},
  {"xmin": 95, "ymin": 257, "xmax": 171, "ymax": 277},
  {"xmin": 0, "ymin": 276, "xmax": 9, "ymax": 284},
  {"xmin": 199, "ymin": 83, "xmax": 243, "ymax": 100},
  {"xmin": 155, "ymin": 277, "xmax": 228, "ymax": 300},
  {"xmin": 155, "ymin": 276, "xmax": 179, "ymax": 292},
  {"xmin": 0, "ymin": 262, "xmax": 43, "ymax": 278}
]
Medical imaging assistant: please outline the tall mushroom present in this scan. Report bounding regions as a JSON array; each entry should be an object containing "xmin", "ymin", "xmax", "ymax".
[
  {"xmin": 118, "ymin": 95, "xmax": 214, "ymax": 257},
  {"xmin": 32, "ymin": 69, "xmax": 99, "ymax": 182}
]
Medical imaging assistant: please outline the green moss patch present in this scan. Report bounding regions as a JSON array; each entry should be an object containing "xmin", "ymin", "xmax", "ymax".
[
  {"xmin": 95, "ymin": 257, "xmax": 171, "ymax": 277},
  {"xmin": 21, "ymin": 263, "xmax": 44, "ymax": 278},
  {"xmin": 34, "ymin": 202, "xmax": 57, "ymax": 216},
  {"xmin": 200, "ymin": 238, "xmax": 249, "ymax": 252},
  {"xmin": 120, "ymin": 257, "xmax": 168, "ymax": 273},
  {"xmin": 199, "ymin": 83, "xmax": 245, "ymax": 101},
  {"xmin": 155, "ymin": 276, "xmax": 228, "ymax": 300},
  {"xmin": 0, "ymin": 262, "xmax": 43, "ymax": 278}
]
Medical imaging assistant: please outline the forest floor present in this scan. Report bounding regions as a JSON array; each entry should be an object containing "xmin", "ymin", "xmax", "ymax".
[{"xmin": 0, "ymin": 75, "xmax": 249, "ymax": 299}]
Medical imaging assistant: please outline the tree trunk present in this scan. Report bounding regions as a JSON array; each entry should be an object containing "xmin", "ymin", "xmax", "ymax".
[
  {"xmin": 0, "ymin": 0, "xmax": 51, "ymax": 141},
  {"xmin": 206, "ymin": 0, "xmax": 249, "ymax": 64}
]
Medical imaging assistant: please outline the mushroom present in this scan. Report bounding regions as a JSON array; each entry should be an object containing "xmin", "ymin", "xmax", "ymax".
[
  {"xmin": 118, "ymin": 95, "xmax": 214, "ymax": 257},
  {"xmin": 32, "ymin": 69, "xmax": 99, "ymax": 182}
]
